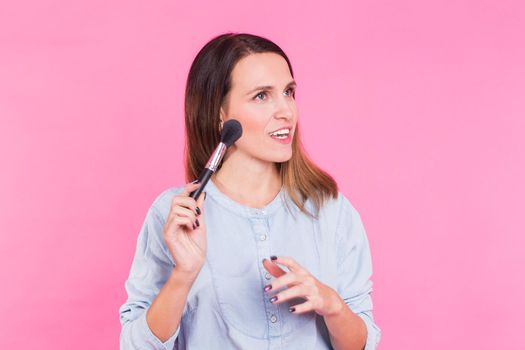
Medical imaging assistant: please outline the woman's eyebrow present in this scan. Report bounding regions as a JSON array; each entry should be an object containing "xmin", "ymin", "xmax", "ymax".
[{"xmin": 245, "ymin": 80, "xmax": 297, "ymax": 96}]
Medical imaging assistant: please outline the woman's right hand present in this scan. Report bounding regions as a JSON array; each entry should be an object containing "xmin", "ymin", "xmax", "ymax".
[{"xmin": 163, "ymin": 181, "xmax": 207, "ymax": 280}]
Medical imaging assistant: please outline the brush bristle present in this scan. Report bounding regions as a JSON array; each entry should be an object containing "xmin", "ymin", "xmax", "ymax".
[{"xmin": 220, "ymin": 119, "xmax": 243, "ymax": 147}]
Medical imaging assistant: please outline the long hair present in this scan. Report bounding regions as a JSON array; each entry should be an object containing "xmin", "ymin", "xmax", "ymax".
[{"xmin": 184, "ymin": 32, "xmax": 338, "ymax": 218}]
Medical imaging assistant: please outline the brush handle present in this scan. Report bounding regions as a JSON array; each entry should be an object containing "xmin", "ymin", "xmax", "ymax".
[
  {"xmin": 189, "ymin": 168, "xmax": 214, "ymax": 200},
  {"xmin": 189, "ymin": 142, "xmax": 227, "ymax": 200}
]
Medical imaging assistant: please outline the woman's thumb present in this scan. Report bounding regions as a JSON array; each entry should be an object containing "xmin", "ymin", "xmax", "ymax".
[{"xmin": 197, "ymin": 191, "xmax": 206, "ymax": 214}]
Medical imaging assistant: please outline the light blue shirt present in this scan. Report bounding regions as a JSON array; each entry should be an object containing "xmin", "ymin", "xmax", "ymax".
[{"xmin": 119, "ymin": 178, "xmax": 381, "ymax": 349}]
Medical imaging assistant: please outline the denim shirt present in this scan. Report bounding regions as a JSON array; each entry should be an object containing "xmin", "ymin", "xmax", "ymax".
[{"xmin": 119, "ymin": 178, "xmax": 381, "ymax": 349}]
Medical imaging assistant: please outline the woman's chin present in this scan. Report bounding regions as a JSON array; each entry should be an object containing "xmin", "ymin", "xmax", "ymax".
[{"xmin": 268, "ymin": 152, "xmax": 293, "ymax": 163}]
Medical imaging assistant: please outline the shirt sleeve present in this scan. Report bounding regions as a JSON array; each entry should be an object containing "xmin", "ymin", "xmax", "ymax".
[
  {"xmin": 119, "ymin": 204, "xmax": 180, "ymax": 350},
  {"xmin": 335, "ymin": 196, "xmax": 382, "ymax": 350}
]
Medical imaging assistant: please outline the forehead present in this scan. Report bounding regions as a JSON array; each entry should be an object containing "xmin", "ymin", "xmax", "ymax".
[{"xmin": 230, "ymin": 53, "xmax": 292, "ymax": 90}]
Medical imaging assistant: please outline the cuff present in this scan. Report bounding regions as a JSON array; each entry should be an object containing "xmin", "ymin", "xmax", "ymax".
[
  {"xmin": 357, "ymin": 311, "xmax": 381, "ymax": 350},
  {"xmin": 120, "ymin": 310, "xmax": 180, "ymax": 350}
]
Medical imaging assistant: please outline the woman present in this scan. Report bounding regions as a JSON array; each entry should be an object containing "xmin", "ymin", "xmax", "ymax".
[{"xmin": 119, "ymin": 33, "xmax": 381, "ymax": 350}]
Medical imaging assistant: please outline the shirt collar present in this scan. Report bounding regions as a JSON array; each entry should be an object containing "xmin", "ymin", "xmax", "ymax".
[{"xmin": 205, "ymin": 177, "xmax": 287, "ymax": 218}]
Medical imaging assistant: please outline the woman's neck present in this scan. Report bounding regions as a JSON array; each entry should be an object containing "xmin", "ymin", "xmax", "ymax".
[{"xmin": 211, "ymin": 154, "xmax": 282, "ymax": 209}]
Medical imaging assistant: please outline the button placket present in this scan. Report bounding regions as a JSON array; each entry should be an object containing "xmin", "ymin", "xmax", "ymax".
[
  {"xmin": 266, "ymin": 307, "xmax": 282, "ymax": 336},
  {"xmin": 251, "ymin": 214, "xmax": 282, "ymax": 337}
]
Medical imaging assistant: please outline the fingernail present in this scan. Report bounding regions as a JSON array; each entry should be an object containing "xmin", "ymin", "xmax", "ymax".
[
  {"xmin": 270, "ymin": 255, "xmax": 277, "ymax": 261},
  {"xmin": 263, "ymin": 284, "xmax": 272, "ymax": 292},
  {"xmin": 196, "ymin": 207, "xmax": 201, "ymax": 215},
  {"xmin": 262, "ymin": 258, "xmax": 267, "ymax": 264},
  {"xmin": 191, "ymin": 179, "xmax": 200, "ymax": 184},
  {"xmin": 289, "ymin": 307, "xmax": 296, "ymax": 313},
  {"xmin": 192, "ymin": 223, "xmax": 196, "ymax": 230},
  {"xmin": 269, "ymin": 296, "xmax": 278, "ymax": 303},
  {"xmin": 195, "ymin": 218, "xmax": 200, "ymax": 227},
  {"xmin": 204, "ymin": 192, "xmax": 207, "ymax": 200}
]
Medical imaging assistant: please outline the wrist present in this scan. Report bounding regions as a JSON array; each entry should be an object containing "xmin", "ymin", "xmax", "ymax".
[
  {"xmin": 169, "ymin": 268, "xmax": 199, "ymax": 287},
  {"xmin": 324, "ymin": 288, "xmax": 346, "ymax": 317}
]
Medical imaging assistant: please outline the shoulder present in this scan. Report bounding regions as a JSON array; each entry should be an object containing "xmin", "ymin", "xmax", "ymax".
[
  {"xmin": 316, "ymin": 190, "xmax": 358, "ymax": 222},
  {"xmin": 148, "ymin": 184, "xmax": 186, "ymax": 221},
  {"xmin": 313, "ymin": 190, "xmax": 366, "ymax": 243}
]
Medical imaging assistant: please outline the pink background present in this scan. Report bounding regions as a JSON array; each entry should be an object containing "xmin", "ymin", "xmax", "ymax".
[{"xmin": 1, "ymin": 1, "xmax": 524, "ymax": 349}]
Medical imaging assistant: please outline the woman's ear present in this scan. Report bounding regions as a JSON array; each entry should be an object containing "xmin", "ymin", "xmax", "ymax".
[{"xmin": 219, "ymin": 107, "xmax": 226, "ymax": 129}]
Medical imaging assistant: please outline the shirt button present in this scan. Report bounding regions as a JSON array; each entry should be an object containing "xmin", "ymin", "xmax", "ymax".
[
  {"xmin": 270, "ymin": 314, "xmax": 278, "ymax": 323},
  {"xmin": 259, "ymin": 234, "xmax": 267, "ymax": 241},
  {"xmin": 264, "ymin": 272, "xmax": 271, "ymax": 280}
]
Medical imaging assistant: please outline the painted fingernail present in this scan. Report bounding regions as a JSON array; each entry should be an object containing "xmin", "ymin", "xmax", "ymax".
[
  {"xmin": 270, "ymin": 255, "xmax": 277, "ymax": 261},
  {"xmin": 192, "ymin": 223, "xmax": 196, "ymax": 230},
  {"xmin": 269, "ymin": 296, "xmax": 278, "ymax": 303},
  {"xmin": 289, "ymin": 307, "xmax": 296, "ymax": 313},
  {"xmin": 204, "ymin": 192, "xmax": 207, "ymax": 200},
  {"xmin": 263, "ymin": 284, "xmax": 272, "ymax": 292},
  {"xmin": 195, "ymin": 219, "xmax": 200, "ymax": 227},
  {"xmin": 196, "ymin": 207, "xmax": 201, "ymax": 215},
  {"xmin": 191, "ymin": 179, "xmax": 200, "ymax": 184}
]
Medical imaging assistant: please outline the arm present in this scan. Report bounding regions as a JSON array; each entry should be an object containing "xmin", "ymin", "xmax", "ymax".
[
  {"xmin": 261, "ymin": 195, "xmax": 381, "ymax": 349},
  {"xmin": 120, "ymin": 182, "xmax": 207, "ymax": 349},
  {"xmin": 119, "ymin": 206, "xmax": 192, "ymax": 350},
  {"xmin": 325, "ymin": 196, "xmax": 382, "ymax": 350},
  {"xmin": 324, "ymin": 294, "xmax": 368, "ymax": 350},
  {"xmin": 146, "ymin": 269, "xmax": 195, "ymax": 342}
]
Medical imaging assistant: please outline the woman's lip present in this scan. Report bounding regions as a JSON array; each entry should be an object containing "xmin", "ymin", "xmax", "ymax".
[
  {"xmin": 269, "ymin": 133, "xmax": 292, "ymax": 144},
  {"xmin": 268, "ymin": 126, "xmax": 292, "ymax": 135}
]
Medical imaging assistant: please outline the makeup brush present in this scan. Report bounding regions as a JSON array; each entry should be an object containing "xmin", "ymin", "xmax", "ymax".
[{"xmin": 189, "ymin": 119, "xmax": 243, "ymax": 200}]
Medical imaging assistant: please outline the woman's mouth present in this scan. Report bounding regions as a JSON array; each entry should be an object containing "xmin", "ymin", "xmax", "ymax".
[{"xmin": 269, "ymin": 128, "xmax": 292, "ymax": 144}]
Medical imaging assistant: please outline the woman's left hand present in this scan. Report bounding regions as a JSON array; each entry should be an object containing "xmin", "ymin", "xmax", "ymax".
[{"xmin": 262, "ymin": 256, "xmax": 344, "ymax": 317}]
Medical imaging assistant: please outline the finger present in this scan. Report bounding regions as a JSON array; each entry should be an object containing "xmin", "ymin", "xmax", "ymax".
[
  {"xmin": 165, "ymin": 203, "xmax": 198, "ymax": 230},
  {"xmin": 174, "ymin": 216, "xmax": 196, "ymax": 231},
  {"xmin": 262, "ymin": 258, "xmax": 286, "ymax": 278},
  {"xmin": 171, "ymin": 196, "xmax": 199, "ymax": 216},
  {"xmin": 182, "ymin": 181, "xmax": 202, "ymax": 196},
  {"xmin": 172, "ymin": 206, "xmax": 196, "ymax": 223},
  {"xmin": 195, "ymin": 191, "xmax": 206, "ymax": 216},
  {"xmin": 269, "ymin": 284, "xmax": 309, "ymax": 305},
  {"xmin": 288, "ymin": 300, "xmax": 315, "ymax": 315},
  {"xmin": 263, "ymin": 272, "xmax": 303, "ymax": 293},
  {"xmin": 172, "ymin": 205, "xmax": 197, "ymax": 219},
  {"xmin": 270, "ymin": 256, "xmax": 307, "ymax": 274}
]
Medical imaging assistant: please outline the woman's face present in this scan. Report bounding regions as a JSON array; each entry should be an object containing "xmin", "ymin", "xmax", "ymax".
[{"xmin": 220, "ymin": 52, "xmax": 297, "ymax": 164}]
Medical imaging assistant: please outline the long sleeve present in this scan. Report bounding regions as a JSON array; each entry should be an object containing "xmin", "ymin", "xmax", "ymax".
[
  {"xmin": 335, "ymin": 196, "xmax": 382, "ymax": 350},
  {"xmin": 119, "ymin": 204, "xmax": 180, "ymax": 350}
]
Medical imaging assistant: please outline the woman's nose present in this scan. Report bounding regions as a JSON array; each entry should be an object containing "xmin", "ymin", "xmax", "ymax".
[{"xmin": 274, "ymin": 96, "xmax": 294, "ymax": 119}]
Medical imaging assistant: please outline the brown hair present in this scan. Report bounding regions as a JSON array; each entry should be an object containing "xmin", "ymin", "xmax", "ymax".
[{"xmin": 184, "ymin": 32, "xmax": 338, "ymax": 218}]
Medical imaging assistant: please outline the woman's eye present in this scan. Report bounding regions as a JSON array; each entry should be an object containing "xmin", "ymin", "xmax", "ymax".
[
  {"xmin": 285, "ymin": 88, "xmax": 296, "ymax": 98},
  {"xmin": 254, "ymin": 91, "xmax": 267, "ymax": 101}
]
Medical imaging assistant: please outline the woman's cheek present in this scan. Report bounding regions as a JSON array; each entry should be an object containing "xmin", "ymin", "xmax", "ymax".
[{"xmin": 239, "ymin": 110, "xmax": 267, "ymax": 132}]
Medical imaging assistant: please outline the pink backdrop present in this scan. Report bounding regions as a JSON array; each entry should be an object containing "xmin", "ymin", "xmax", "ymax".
[{"xmin": 1, "ymin": 1, "xmax": 524, "ymax": 349}]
